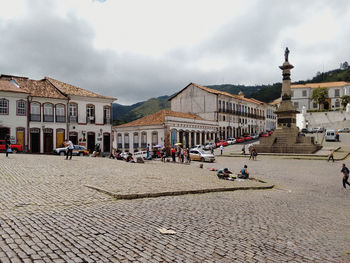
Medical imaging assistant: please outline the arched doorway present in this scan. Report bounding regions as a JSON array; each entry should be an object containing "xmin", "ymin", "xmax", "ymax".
[
  {"xmin": 30, "ymin": 128, "xmax": 40, "ymax": 153},
  {"xmin": 87, "ymin": 132, "xmax": 95, "ymax": 153},
  {"xmin": 69, "ymin": 132, "xmax": 78, "ymax": 145},
  {"xmin": 43, "ymin": 128, "xmax": 53, "ymax": 153},
  {"xmin": 103, "ymin": 133, "xmax": 111, "ymax": 152},
  {"xmin": 0, "ymin": 127, "xmax": 10, "ymax": 140}
]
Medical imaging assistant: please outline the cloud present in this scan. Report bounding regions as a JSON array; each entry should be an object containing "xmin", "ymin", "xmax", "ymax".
[{"xmin": 0, "ymin": 0, "xmax": 350, "ymax": 104}]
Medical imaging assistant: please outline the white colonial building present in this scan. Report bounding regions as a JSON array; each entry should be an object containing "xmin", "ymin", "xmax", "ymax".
[
  {"xmin": 113, "ymin": 109, "xmax": 218, "ymax": 152},
  {"xmin": 0, "ymin": 80, "xmax": 29, "ymax": 147},
  {"xmin": 291, "ymin": 81, "xmax": 350, "ymax": 111},
  {"xmin": 0, "ymin": 75, "xmax": 116, "ymax": 153},
  {"xmin": 170, "ymin": 83, "xmax": 272, "ymax": 138}
]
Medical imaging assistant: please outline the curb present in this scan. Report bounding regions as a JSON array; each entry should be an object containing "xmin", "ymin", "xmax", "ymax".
[{"xmin": 85, "ymin": 183, "xmax": 275, "ymax": 200}]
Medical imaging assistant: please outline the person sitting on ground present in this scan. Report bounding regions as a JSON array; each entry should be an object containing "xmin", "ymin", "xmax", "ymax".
[
  {"xmin": 238, "ymin": 165, "xmax": 249, "ymax": 179},
  {"xmin": 126, "ymin": 153, "xmax": 135, "ymax": 163},
  {"xmin": 92, "ymin": 143, "xmax": 101, "ymax": 157},
  {"xmin": 217, "ymin": 168, "xmax": 233, "ymax": 180}
]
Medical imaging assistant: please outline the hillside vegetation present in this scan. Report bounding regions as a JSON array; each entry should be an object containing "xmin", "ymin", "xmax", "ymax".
[{"xmin": 113, "ymin": 64, "xmax": 350, "ymax": 125}]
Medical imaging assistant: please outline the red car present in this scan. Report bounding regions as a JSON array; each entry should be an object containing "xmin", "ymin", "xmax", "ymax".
[
  {"xmin": 267, "ymin": 130, "xmax": 273, "ymax": 136},
  {"xmin": 243, "ymin": 134, "xmax": 252, "ymax": 141},
  {"xmin": 216, "ymin": 140, "xmax": 228, "ymax": 147},
  {"xmin": 235, "ymin": 137, "xmax": 245, "ymax": 143},
  {"xmin": 260, "ymin": 132, "xmax": 269, "ymax": 137},
  {"xmin": 0, "ymin": 140, "xmax": 23, "ymax": 153}
]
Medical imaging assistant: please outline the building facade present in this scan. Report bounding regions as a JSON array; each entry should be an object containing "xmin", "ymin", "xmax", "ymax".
[
  {"xmin": 291, "ymin": 81, "xmax": 350, "ymax": 111},
  {"xmin": 113, "ymin": 110, "xmax": 218, "ymax": 152},
  {"xmin": 0, "ymin": 75, "xmax": 116, "ymax": 153},
  {"xmin": 170, "ymin": 83, "xmax": 271, "ymax": 139}
]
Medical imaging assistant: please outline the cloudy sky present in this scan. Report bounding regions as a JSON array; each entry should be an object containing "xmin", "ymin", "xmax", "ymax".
[{"xmin": 0, "ymin": 0, "xmax": 349, "ymax": 104}]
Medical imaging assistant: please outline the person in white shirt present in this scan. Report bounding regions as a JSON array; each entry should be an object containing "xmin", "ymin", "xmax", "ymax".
[
  {"xmin": 65, "ymin": 140, "xmax": 74, "ymax": 160},
  {"xmin": 220, "ymin": 144, "xmax": 224, "ymax": 155}
]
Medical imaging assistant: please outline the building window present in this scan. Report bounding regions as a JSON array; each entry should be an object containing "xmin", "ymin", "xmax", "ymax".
[
  {"xmin": 16, "ymin": 100, "xmax": 26, "ymax": 116},
  {"xmin": 69, "ymin": 103, "xmax": 77, "ymax": 123},
  {"xmin": 56, "ymin": 104, "xmax": 66, "ymax": 122},
  {"xmin": 302, "ymin": 90, "xmax": 307, "ymax": 97},
  {"xmin": 30, "ymin": 102, "xmax": 41, "ymax": 121},
  {"xmin": 124, "ymin": 133, "xmax": 129, "ymax": 149},
  {"xmin": 87, "ymin": 105, "xmax": 95, "ymax": 124},
  {"xmin": 335, "ymin": 99, "xmax": 340, "ymax": 108},
  {"xmin": 335, "ymin": 89, "xmax": 340, "ymax": 97},
  {"xmin": 291, "ymin": 90, "xmax": 294, "ymax": 97},
  {"xmin": 141, "ymin": 132, "xmax": 147, "ymax": 148},
  {"xmin": 0, "ymin": 98, "xmax": 9, "ymax": 115},
  {"xmin": 152, "ymin": 131, "xmax": 158, "ymax": 146},
  {"xmin": 117, "ymin": 133, "xmax": 122, "ymax": 149},
  {"xmin": 104, "ymin": 106, "xmax": 111, "ymax": 124},
  {"xmin": 294, "ymin": 102, "xmax": 299, "ymax": 108},
  {"xmin": 133, "ymin": 132, "xmax": 139, "ymax": 149},
  {"xmin": 43, "ymin": 103, "xmax": 54, "ymax": 122},
  {"xmin": 223, "ymin": 115, "xmax": 226, "ymax": 121},
  {"xmin": 313, "ymin": 102, "xmax": 318, "ymax": 108},
  {"xmin": 218, "ymin": 100, "xmax": 221, "ymax": 112}
]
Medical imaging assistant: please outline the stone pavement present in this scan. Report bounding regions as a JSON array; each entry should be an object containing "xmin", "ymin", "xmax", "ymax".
[{"xmin": 0, "ymin": 154, "xmax": 350, "ymax": 262}]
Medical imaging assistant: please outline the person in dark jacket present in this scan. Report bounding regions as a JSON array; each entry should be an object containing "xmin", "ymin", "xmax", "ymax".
[
  {"xmin": 341, "ymin": 163, "xmax": 350, "ymax": 189},
  {"xmin": 5, "ymin": 136, "xmax": 11, "ymax": 157}
]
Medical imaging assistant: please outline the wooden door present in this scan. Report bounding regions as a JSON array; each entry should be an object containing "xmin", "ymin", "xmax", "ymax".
[
  {"xmin": 16, "ymin": 129, "xmax": 25, "ymax": 149},
  {"xmin": 56, "ymin": 130, "xmax": 65, "ymax": 148}
]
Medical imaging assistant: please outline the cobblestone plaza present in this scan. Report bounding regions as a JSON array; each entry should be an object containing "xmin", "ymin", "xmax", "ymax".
[{"xmin": 0, "ymin": 144, "xmax": 350, "ymax": 262}]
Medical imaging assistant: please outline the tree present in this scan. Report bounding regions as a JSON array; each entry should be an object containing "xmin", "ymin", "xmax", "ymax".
[
  {"xmin": 311, "ymin": 87, "xmax": 328, "ymax": 109},
  {"xmin": 341, "ymin": 95, "xmax": 350, "ymax": 109}
]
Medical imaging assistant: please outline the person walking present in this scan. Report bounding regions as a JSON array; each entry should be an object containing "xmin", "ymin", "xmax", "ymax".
[
  {"xmin": 65, "ymin": 139, "xmax": 74, "ymax": 160},
  {"xmin": 146, "ymin": 144, "xmax": 150, "ymax": 159},
  {"xmin": 171, "ymin": 147, "xmax": 176, "ymax": 162},
  {"xmin": 5, "ymin": 136, "xmax": 11, "ymax": 158},
  {"xmin": 328, "ymin": 149, "xmax": 334, "ymax": 162},
  {"xmin": 220, "ymin": 144, "xmax": 223, "ymax": 155},
  {"xmin": 341, "ymin": 163, "xmax": 350, "ymax": 189}
]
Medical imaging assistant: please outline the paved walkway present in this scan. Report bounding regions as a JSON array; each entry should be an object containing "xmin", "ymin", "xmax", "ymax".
[{"xmin": 0, "ymin": 153, "xmax": 349, "ymax": 262}]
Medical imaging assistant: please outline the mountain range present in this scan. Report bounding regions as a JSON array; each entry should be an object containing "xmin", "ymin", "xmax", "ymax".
[{"xmin": 113, "ymin": 65, "xmax": 350, "ymax": 125}]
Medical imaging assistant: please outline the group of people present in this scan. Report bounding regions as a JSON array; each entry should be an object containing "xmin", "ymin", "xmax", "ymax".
[
  {"xmin": 170, "ymin": 146, "xmax": 191, "ymax": 163},
  {"xmin": 217, "ymin": 165, "xmax": 250, "ymax": 180}
]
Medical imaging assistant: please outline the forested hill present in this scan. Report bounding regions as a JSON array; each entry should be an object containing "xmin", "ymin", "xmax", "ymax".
[{"xmin": 113, "ymin": 64, "xmax": 350, "ymax": 124}]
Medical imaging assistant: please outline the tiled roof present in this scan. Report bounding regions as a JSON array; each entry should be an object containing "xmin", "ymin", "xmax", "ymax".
[
  {"xmin": 46, "ymin": 77, "xmax": 116, "ymax": 100},
  {"xmin": 0, "ymin": 80, "xmax": 28, "ymax": 94},
  {"xmin": 291, "ymin": 81, "xmax": 350, "ymax": 89},
  {"xmin": 269, "ymin": 97, "xmax": 281, "ymax": 105},
  {"xmin": 116, "ymin": 109, "xmax": 204, "ymax": 128},
  {"xmin": 171, "ymin": 82, "xmax": 264, "ymax": 105},
  {"xmin": 11, "ymin": 77, "xmax": 66, "ymax": 99}
]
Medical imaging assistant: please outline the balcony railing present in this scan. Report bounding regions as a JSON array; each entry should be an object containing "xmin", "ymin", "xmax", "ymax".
[
  {"xmin": 104, "ymin": 118, "xmax": 111, "ymax": 124},
  {"xmin": 124, "ymin": 143, "xmax": 129, "ymax": 149},
  {"xmin": 86, "ymin": 116, "xmax": 95, "ymax": 124},
  {"xmin": 69, "ymin": 116, "xmax": 77, "ymax": 123},
  {"xmin": 43, "ymin": 114, "xmax": 54, "ymax": 122},
  {"xmin": 133, "ymin": 143, "xmax": 139, "ymax": 149},
  {"xmin": 30, "ymin": 114, "xmax": 41, "ymax": 122},
  {"xmin": 56, "ymin": 115, "xmax": 66, "ymax": 123},
  {"xmin": 141, "ymin": 143, "xmax": 147, "ymax": 148}
]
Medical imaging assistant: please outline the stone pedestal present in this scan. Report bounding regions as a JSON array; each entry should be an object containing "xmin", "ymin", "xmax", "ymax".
[{"xmin": 254, "ymin": 50, "xmax": 321, "ymax": 154}]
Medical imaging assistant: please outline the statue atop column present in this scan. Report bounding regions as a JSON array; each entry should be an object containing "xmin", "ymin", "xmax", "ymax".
[{"xmin": 284, "ymin": 47, "xmax": 290, "ymax": 62}]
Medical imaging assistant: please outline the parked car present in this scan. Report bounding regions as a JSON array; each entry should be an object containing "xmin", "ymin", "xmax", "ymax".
[
  {"xmin": 203, "ymin": 142, "xmax": 216, "ymax": 151},
  {"xmin": 260, "ymin": 132, "xmax": 269, "ymax": 137},
  {"xmin": 267, "ymin": 130, "xmax": 273, "ymax": 136},
  {"xmin": 189, "ymin": 149, "xmax": 215, "ymax": 162},
  {"xmin": 338, "ymin": 127, "xmax": 350, "ymax": 133},
  {"xmin": 325, "ymin": 129, "xmax": 336, "ymax": 141},
  {"xmin": 235, "ymin": 137, "xmax": 245, "ymax": 143},
  {"xmin": 251, "ymin": 133, "xmax": 259, "ymax": 140},
  {"xmin": 191, "ymin": 144, "xmax": 204, "ymax": 150},
  {"xmin": 301, "ymin": 128, "xmax": 310, "ymax": 134},
  {"xmin": 312, "ymin": 127, "xmax": 324, "ymax": 133},
  {"xmin": 133, "ymin": 151, "xmax": 147, "ymax": 159},
  {"xmin": 0, "ymin": 140, "xmax": 23, "ymax": 153},
  {"xmin": 227, "ymin": 137, "xmax": 236, "ymax": 144},
  {"xmin": 243, "ymin": 134, "xmax": 252, "ymax": 141},
  {"xmin": 53, "ymin": 145, "xmax": 89, "ymax": 156},
  {"xmin": 215, "ymin": 140, "xmax": 228, "ymax": 147}
]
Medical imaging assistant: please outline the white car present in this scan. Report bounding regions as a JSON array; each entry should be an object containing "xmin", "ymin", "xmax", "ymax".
[
  {"xmin": 227, "ymin": 138, "xmax": 236, "ymax": 144},
  {"xmin": 251, "ymin": 134, "xmax": 259, "ymax": 140},
  {"xmin": 203, "ymin": 142, "xmax": 216, "ymax": 151},
  {"xmin": 189, "ymin": 149, "xmax": 215, "ymax": 162},
  {"xmin": 338, "ymin": 128, "xmax": 350, "ymax": 133}
]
